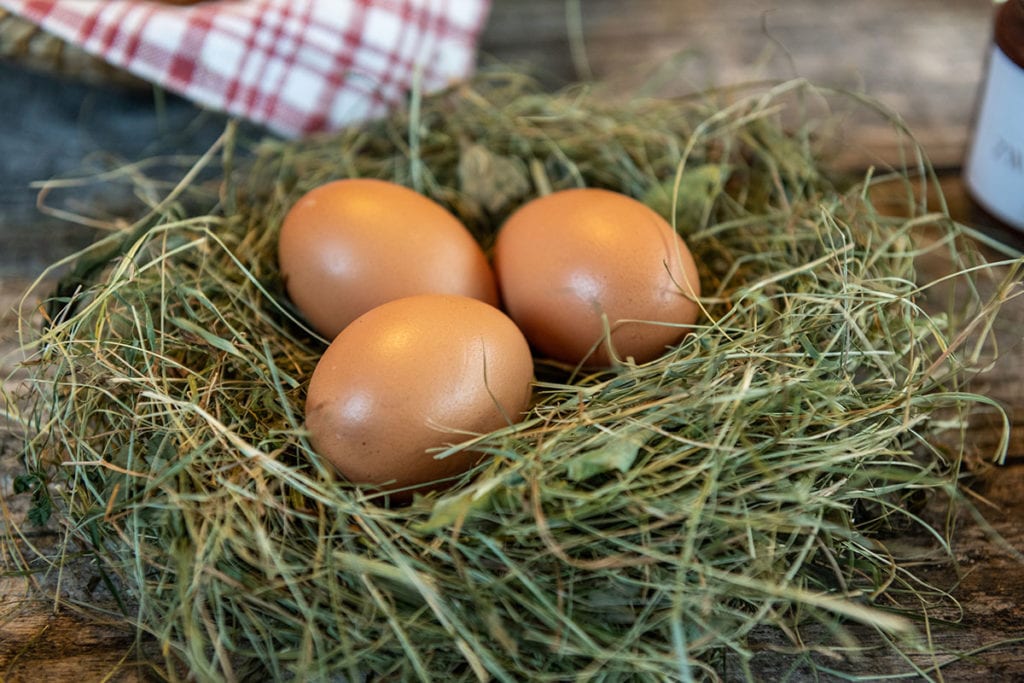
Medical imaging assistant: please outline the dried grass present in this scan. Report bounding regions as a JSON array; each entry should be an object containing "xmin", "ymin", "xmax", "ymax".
[{"xmin": 3, "ymin": 70, "xmax": 1022, "ymax": 681}]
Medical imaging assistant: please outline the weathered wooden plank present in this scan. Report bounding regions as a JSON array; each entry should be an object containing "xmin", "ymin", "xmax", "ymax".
[
  {"xmin": 0, "ymin": 595, "xmax": 152, "ymax": 683},
  {"xmin": 481, "ymin": 0, "xmax": 995, "ymax": 171}
]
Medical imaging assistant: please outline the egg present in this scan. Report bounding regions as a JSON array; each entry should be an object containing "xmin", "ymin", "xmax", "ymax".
[
  {"xmin": 278, "ymin": 178, "xmax": 498, "ymax": 339},
  {"xmin": 493, "ymin": 188, "xmax": 702, "ymax": 366},
  {"xmin": 304, "ymin": 294, "xmax": 534, "ymax": 500}
]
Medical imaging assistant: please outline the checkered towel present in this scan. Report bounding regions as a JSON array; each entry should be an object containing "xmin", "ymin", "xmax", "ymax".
[{"xmin": 1, "ymin": 0, "xmax": 491, "ymax": 137}]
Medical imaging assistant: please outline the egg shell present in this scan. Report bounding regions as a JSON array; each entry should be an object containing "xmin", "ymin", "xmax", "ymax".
[
  {"xmin": 304, "ymin": 294, "xmax": 534, "ymax": 500},
  {"xmin": 278, "ymin": 178, "xmax": 498, "ymax": 340},
  {"xmin": 493, "ymin": 188, "xmax": 702, "ymax": 366}
]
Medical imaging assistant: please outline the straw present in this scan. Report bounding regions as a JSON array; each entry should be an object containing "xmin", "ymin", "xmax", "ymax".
[{"xmin": 4, "ymin": 69, "xmax": 1020, "ymax": 681}]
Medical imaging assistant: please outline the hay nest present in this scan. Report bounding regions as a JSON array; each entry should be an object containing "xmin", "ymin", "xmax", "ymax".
[{"xmin": 7, "ymin": 71, "xmax": 1019, "ymax": 681}]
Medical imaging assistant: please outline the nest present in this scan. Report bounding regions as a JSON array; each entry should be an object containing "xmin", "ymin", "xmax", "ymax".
[{"xmin": 6, "ymin": 71, "xmax": 1019, "ymax": 681}]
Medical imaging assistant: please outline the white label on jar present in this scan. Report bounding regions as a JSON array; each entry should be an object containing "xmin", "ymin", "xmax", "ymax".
[{"xmin": 965, "ymin": 45, "xmax": 1024, "ymax": 231}]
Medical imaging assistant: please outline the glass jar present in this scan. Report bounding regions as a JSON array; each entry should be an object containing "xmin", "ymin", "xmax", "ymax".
[{"xmin": 964, "ymin": 0, "xmax": 1024, "ymax": 232}]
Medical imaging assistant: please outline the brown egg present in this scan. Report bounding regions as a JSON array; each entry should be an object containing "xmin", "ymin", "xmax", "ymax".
[
  {"xmin": 494, "ymin": 188, "xmax": 701, "ymax": 366},
  {"xmin": 278, "ymin": 178, "xmax": 498, "ymax": 339},
  {"xmin": 304, "ymin": 294, "xmax": 534, "ymax": 500}
]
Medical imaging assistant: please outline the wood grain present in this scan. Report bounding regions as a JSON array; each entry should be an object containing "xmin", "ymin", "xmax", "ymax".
[
  {"xmin": 481, "ymin": 0, "xmax": 995, "ymax": 170},
  {"xmin": 0, "ymin": 596, "xmax": 152, "ymax": 683}
]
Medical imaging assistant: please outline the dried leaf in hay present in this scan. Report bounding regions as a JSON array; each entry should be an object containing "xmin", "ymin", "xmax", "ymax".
[{"xmin": 7, "ymin": 72, "xmax": 1021, "ymax": 681}]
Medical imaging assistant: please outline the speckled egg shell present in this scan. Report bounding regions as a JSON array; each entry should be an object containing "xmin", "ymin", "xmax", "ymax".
[
  {"xmin": 493, "ymin": 188, "xmax": 702, "ymax": 366},
  {"xmin": 278, "ymin": 178, "xmax": 498, "ymax": 340},
  {"xmin": 304, "ymin": 294, "xmax": 534, "ymax": 500}
]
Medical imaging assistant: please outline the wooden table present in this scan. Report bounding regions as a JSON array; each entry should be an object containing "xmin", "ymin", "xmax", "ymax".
[{"xmin": 2, "ymin": 2, "xmax": 1022, "ymax": 680}]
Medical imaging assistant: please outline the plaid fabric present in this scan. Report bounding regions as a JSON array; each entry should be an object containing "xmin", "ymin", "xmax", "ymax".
[{"xmin": 1, "ymin": 0, "xmax": 491, "ymax": 137}]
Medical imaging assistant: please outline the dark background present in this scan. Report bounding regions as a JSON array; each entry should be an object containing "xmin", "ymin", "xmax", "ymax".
[{"xmin": 0, "ymin": 62, "xmax": 233, "ymax": 276}]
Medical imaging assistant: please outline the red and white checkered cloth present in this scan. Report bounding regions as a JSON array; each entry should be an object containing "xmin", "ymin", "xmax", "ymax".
[{"xmin": 1, "ymin": 0, "xmax": 491, "ymax": 137}]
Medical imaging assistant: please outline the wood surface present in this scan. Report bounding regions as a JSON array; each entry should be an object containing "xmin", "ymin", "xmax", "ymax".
[
  {"xmin": 480, "ymin": 0, "xmax": 994, "ymax": 171},
  {"xmin": 2, "ymin": 1, "xmax": 1022, "ymax": 681}
]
